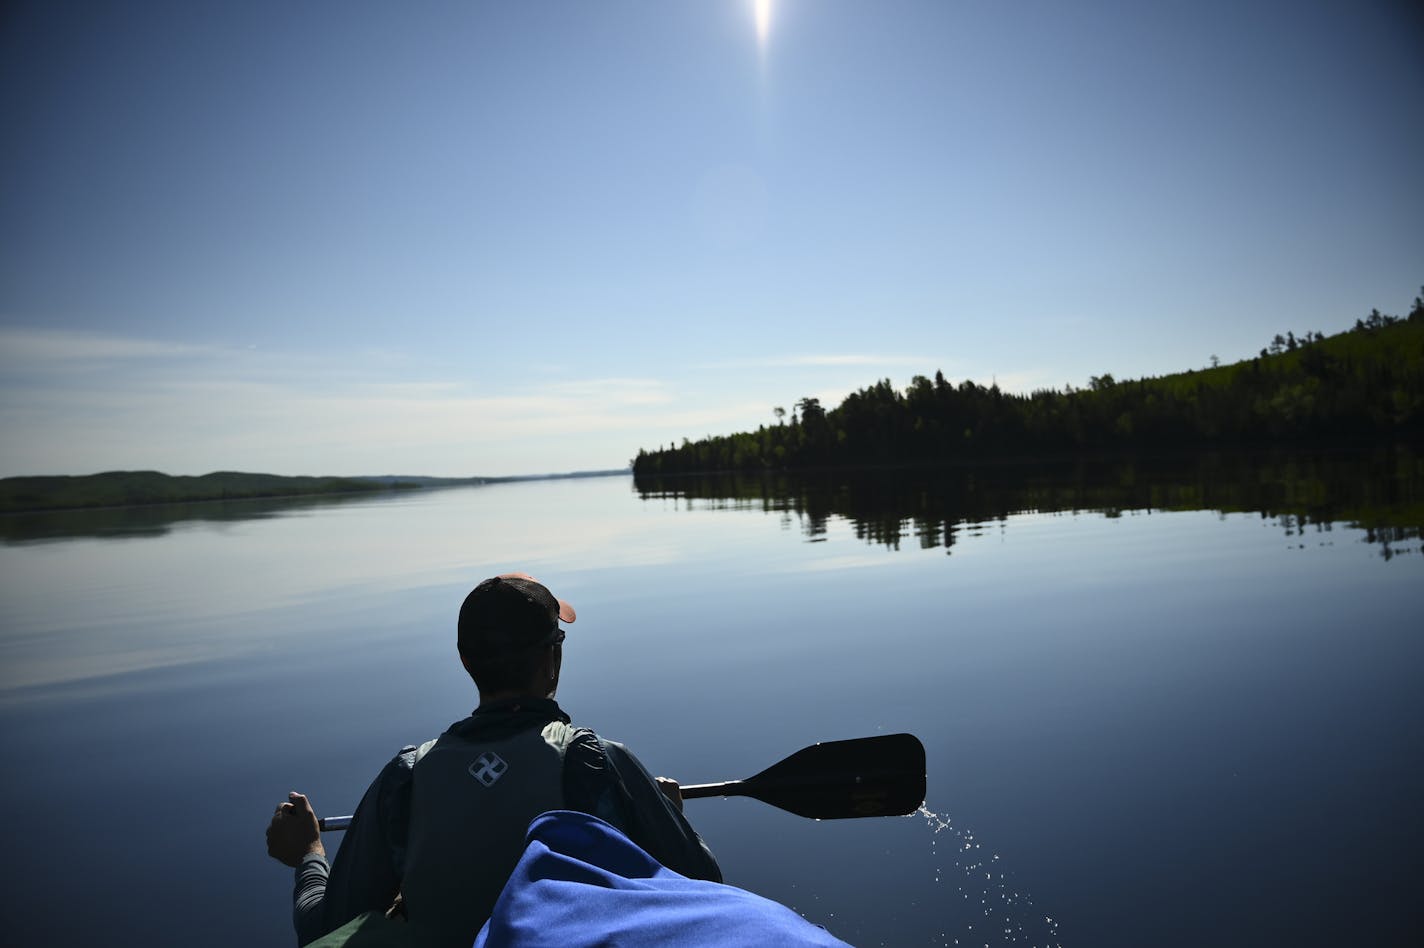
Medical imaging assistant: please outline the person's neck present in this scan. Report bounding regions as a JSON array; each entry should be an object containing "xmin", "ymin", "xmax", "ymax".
[{"xmin": 477, "ymin": 690, "xmax": 554, "ymax": 709}]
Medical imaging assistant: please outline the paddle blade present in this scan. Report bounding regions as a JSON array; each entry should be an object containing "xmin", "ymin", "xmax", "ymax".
[
  {"xmin": 747, "ymin": 732, "xmax": 925, "ymax": 819},
  {"xmin": 681, "ymin": 733, "xmax": 927, "ymax": 819}
]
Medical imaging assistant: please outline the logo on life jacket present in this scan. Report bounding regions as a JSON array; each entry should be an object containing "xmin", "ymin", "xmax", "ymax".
[{"xmin": 468, "ymin": 751, "xmax": 508, "ymax": 787}]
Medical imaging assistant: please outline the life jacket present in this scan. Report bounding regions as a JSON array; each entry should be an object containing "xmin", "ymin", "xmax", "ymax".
[{"xmin": 400, "ymin": 718, "xmax": 585, "ymax": 947}]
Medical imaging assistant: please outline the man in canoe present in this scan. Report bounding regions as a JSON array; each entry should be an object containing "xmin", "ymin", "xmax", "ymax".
[{"xmin": 265, "ymin": 572, "xmax": 722, "ymax": 946}]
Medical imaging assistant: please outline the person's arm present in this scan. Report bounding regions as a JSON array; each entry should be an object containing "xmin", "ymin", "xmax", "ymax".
[
  {"xmin": 601, "ymin": 739, "xmax": 723, "ymax": 883},
  {"xmin": 292, "ymin": 851, "xmax": 331, "ymax": 945},
  {"xmin": 266, "ymin": 791, "xmax": 331, "ymax": 944},
  {"xmin": 266, "ymin": 749, "xmax": 417, "ymax": 945}
]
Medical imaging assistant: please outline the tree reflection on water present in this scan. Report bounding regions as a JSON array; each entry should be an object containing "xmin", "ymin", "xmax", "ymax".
[{"xmin": 633, "ymin": 448, "xmax": 1424, "ymax": 560}]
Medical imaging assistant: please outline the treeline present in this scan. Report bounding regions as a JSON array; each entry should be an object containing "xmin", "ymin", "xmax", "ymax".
[
  {"xmin": 0, "ymin": 470, "xmax": 416, "ymax": 514},
  {"xmin": 634, "ymin": 290, "xmax": 1424, "ymax": 475}
]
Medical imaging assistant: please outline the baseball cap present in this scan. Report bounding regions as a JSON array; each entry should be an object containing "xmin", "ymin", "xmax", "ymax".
[{"xmin": 457, "ymin": 572, "xmax": 576, "ymax": 659}]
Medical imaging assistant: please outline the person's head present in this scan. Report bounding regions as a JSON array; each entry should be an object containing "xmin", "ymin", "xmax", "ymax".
[{"xmin": 457, "ymin": 573, "xmax": 576, "ymax": 699}]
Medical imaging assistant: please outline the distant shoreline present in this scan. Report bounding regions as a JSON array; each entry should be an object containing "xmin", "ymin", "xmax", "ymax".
[{"xmin": 0, "ymin": 468, "xmax": 630, "ymax": 515}]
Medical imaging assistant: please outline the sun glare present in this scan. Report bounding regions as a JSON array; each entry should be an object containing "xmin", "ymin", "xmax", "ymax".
[{"xmin": 754, "ymin": 0, "xmax": 773, "ymax": 50}]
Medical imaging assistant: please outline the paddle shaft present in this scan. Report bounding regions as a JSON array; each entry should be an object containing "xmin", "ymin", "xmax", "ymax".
[
  {"xmin": 681, "ymin": 781, "xmax": 741, "ymax": 799},
  {"xmin": 323, "ymin": 785, "xmax": 734, "ymax": 825},
  {"xmin": 322, "ymin": 782, "xmax": 761, "ymax": 828},
  {"xmin": 319, "ymin": 788, "xmax": 736, "ymax": 831}
]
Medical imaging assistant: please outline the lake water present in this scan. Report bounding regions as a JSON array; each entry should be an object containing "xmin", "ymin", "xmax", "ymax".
[{"xmin": 1, "ymin": 451, "xmax": 1420, "ymax": 946}]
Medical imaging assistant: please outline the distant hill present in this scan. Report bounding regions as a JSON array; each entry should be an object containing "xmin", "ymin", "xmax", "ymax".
[
  {"xmin": 352, "ymin": 469, "xmax": 629, "ymax": 487},
  {"xmin": 353, "ymin": 475, "xmax": 491, "ymax": 487},
  {"xmin": 1, "ymin": 467, "xmax": 634, "ymax": 514},
  {"xmin": 478, "ymin": 468, "xmax": 632, "ymax": 483},
  {"xmin": 0, "ymin": 471, "xmax": 415, "ymax": 514}
]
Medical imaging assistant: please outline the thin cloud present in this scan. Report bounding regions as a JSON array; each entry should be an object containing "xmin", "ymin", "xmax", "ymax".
[
  {"xmin": 700, "ymin": 354, "xmax": 938, "ymax": 369},
  {"xmin": 541, "ymin": 378, "xmax": 673, "ymax": 406},
  {"xmin": 0, "ymin": 327, "xmax": 210, "ymax": 362},
  {"xmin": 0, "ymin": 328, "xmax": 742, "ymax": 476}
]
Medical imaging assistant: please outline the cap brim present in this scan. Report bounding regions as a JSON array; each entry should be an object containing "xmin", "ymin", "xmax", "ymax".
[{"xmin": 497, "ymin": 571, "xmax": 576, "ymax": 624}]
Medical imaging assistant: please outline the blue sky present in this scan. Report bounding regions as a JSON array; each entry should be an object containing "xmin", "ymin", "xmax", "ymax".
[{"xmin": 2, "ymin": 0, "xmax": 1421, "ymax": 477}]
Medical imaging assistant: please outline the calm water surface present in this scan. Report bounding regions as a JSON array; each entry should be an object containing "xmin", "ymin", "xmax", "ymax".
[{"xmin": 1, "ymin": 455, "xmax": 1420, "ymax": 946}]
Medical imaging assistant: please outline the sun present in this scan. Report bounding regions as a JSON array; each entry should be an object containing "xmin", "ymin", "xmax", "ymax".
[{"xmin": 754, "ymin": 0, "xmax": 772, "ymax": 50}]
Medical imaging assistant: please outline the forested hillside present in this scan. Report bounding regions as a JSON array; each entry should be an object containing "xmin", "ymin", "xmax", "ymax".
[
  {"xmin": 634, "ymin": 290, "xmax": 1424, "ymax": 475},
  {"xmin": 0, "ymin": 470, "xmax": 409, "ymax": 513}
]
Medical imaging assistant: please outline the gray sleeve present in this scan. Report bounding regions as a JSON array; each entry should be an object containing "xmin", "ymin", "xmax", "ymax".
[
  {"xmin": 294, "ymin": 748, "xmax": 417, "ymax": 945},
  {"xmin": 292, "ymin": 853, "xmax": 331, "ymax": 947},
  {"xmin": 600, "ymin": 739, "xmax": 723, "ymax": 883}
]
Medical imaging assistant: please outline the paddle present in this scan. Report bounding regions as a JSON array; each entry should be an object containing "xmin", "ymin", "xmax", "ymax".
[
  {"xmin": 681, "ymin": 732, "xmax": 926, "ymax": 820},
  {"xmin": 317, "ymin": 733, "xmax": 923, "ymax": 831}
]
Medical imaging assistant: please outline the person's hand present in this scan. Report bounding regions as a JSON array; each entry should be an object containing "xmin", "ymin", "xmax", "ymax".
[
  {"xmin": 655, "ymin": 777, "xmax": 684, "ymax": 813},
  {"xmin": 266, "ymin": 791, "xmax": 325, "ymax": 867}
]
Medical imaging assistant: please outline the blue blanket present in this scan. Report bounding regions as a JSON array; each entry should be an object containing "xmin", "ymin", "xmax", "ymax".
[{"xmin": 474, "ymin": 810, "xmax": 852, "ymax": 946}]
